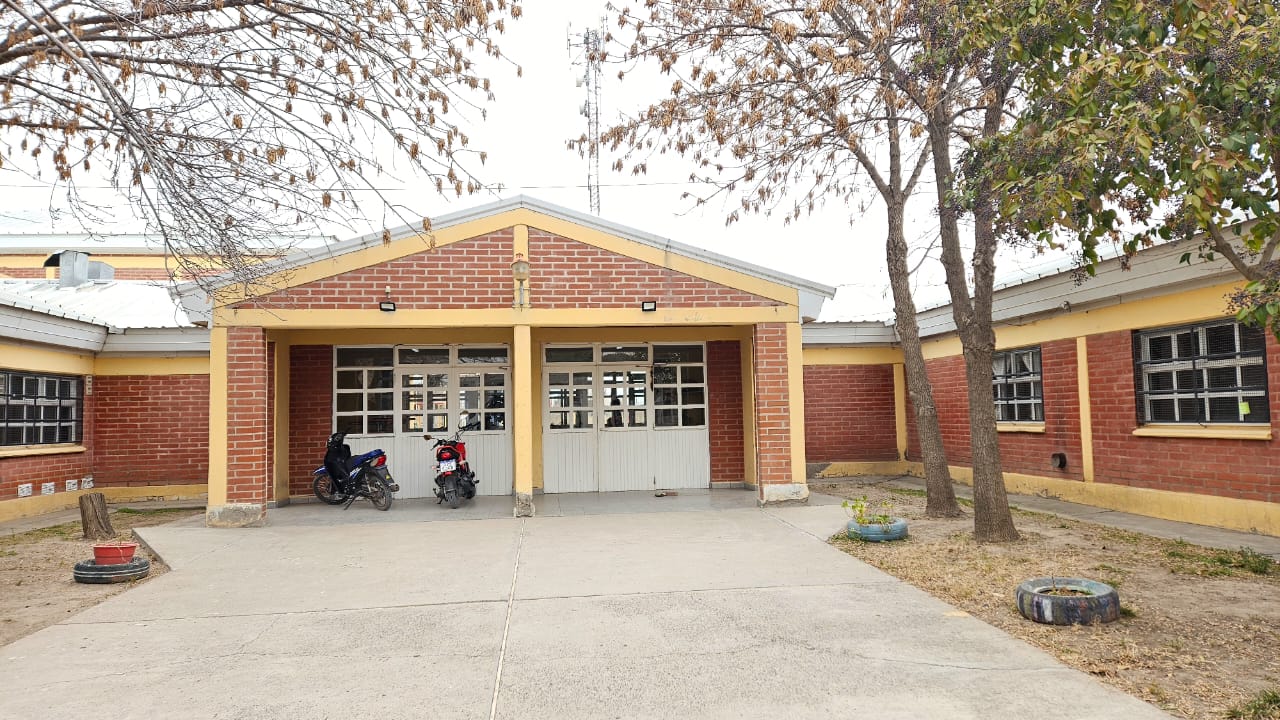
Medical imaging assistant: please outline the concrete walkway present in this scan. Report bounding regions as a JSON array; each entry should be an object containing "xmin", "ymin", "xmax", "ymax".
[{"xmin": 0, "ymin": 493, "xmax": 1170, "ymax": 719}]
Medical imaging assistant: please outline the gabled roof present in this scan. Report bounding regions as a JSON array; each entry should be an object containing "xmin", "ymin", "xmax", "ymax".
[{"xmin": 195, "ymin": 195, "xmax": 837, "ymax": 300}]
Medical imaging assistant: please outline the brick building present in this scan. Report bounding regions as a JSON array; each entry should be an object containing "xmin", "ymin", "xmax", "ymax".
[{"xmin": 1, "ymin": 197, "xmax": 1276, "ymax": 536}]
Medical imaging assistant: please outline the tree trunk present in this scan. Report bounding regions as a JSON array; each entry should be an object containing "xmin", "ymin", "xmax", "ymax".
[
  {"xmin": 885, "ymin": 207, "xmax": 962, "ymax": 518},
  {"xmin": 928, "ymin": 106, "xmax": 1020, "ymax": 543},
  {"xmin": 78, "ymin": 493, "xmax": 115, "ymax": 540}
]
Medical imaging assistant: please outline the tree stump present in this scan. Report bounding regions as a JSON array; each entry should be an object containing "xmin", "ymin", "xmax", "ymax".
[{"xmin": 78, "ymin": 493, "xmax": 115, "ymax": 540}]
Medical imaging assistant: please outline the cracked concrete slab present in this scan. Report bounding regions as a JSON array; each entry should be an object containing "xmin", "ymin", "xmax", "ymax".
[
  {"xmin": 514, "ymin": 509, "xmax": 893, "ymax": 600},
  {"xmin": 1, "ymin": 498, "xmax": 1172, "ymax": 719},
  {"xmin": 496, "ymin": 587, "xmax": 1163, "ymax": 720},
  {"xmin": 2, "ymin": 604, "xmax": 505, "ymax": 719}
]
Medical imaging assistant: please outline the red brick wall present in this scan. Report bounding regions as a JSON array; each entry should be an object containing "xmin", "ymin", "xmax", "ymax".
[
  {"xmin": 905, "ymin": 340, "xmax": 1083, "ymax": 480},
  {"xmin": 1089, "ymin": 329, "xmax": 1280, "ymax": 501},
  {"xmin": 803, "ymin": 364, "xmax": 898, "ymax": 463},
  {"xmin": 289, "ymin": 345, "xmax": 333, "ymax": 498},
  {"xmin": 752, "ymin": 323, "xmax": 793, "ymax": 485},
  {"xmin": 708, "ymin": 340, "xmax": 745, "ymax": 484},
  {"xmin": 91, "ymin": 375, "xmax": 209, "ymax": 486},
  {"xmin": 0, "ymin": 384, "xmax": 94, "ymax": 500},
  {"xmin": 0, "ymin": 267, "xmax": 45, "ymax": 278},
  {"xmin": 239, "ymin": 231, "xmax": 513, "ymax": 310},
  {"xmin": 224, "ymin": 327, "xmax": 270, "ymax": 504},
  {"xmin": 528, "ymin": 230, "xmax": 779, "ymax": 309}
]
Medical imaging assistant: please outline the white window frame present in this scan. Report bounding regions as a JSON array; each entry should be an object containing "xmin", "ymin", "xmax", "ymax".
[
  {"xmin": 992, "ymin": 347, "xmax": 1043, "ymax": 423},
  {"xmin": 334, "ymin": 345, "xmax": 511, "ymax": 436},
  {"xmin": 1134, "ymin": 320, "xmax": 1269, "ymax": 425}
]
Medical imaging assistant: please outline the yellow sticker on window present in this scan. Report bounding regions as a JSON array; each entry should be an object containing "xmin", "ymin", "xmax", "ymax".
[{"xmin": 1239, "ymin": 401, "xmax": 1251, "ymax": 416}]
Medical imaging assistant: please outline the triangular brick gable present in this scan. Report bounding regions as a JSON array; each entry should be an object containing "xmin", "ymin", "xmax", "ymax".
[
  {"xmin": 527, "ymin": 228, "xmax": 779, "ymax": 309},
  {"xmin": 235, "ymin": 226, "xmax": 780, "ymax": 310},
  {"xmin": 236, "ymin": 230, "xmax": 514, "ymax": 310}
]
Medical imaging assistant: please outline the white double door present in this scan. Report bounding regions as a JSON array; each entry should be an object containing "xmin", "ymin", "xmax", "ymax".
[
  {"xmin": 347, "ymin": 366, "xmax": 514, "ymax": 499},
  {"xmin": 542, "ymin": 365, "xmax": 709, "ymax": 493}
]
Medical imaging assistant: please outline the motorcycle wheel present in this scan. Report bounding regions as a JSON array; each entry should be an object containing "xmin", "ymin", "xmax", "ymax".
[
  {"xmin": 313, "ymin": 474, "xmax": 347, "ymax": 505},
  {"xmin": 445, "ymin": 488, "xmax": 460, "ymax": 509},
  {"xmin": 368, "ymin": 479, "xmax": 393, "ymax": 511}
]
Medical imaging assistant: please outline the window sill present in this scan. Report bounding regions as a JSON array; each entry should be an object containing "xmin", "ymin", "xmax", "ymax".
[
  {"xmin": 0, "ymin": 444, "xmax": 88, "ymax": 459},
  {"xmin": 997, "ymin": 422, "xmax": 1045, "ymax": 434},
  {"xmin": 1132, "ymin": 424, "xmax": 1273, "ymax": 441}
]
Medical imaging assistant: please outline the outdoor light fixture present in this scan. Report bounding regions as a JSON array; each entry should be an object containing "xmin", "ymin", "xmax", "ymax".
[
  {"xmin": 380, "ymin": 285, "xmax": 396, "ymax": 312},
  {"xmin": 641, "ymin": 300, "xmax": 657, "ymax": 312},
  {"xmin": 511, "ymin": 252, "xmax": 531, "ymax": 307}
]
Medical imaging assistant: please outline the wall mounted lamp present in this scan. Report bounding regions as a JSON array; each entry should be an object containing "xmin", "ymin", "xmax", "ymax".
[
  {"xmin": 511, "ymin": 253, "xmax": 531, "ymax": 308},
  {"xmin": 380, "ymin": 285, "xmax": 396, "ymax": 312},
  {"xmin": 640, "ymin": 300, "xmax": 657, "ymax": 312}
]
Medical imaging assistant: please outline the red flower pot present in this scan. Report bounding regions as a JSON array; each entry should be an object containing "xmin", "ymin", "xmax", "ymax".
[{"xmin": 92, "ymin": 542, "xmax": 138, "ymax": 565}]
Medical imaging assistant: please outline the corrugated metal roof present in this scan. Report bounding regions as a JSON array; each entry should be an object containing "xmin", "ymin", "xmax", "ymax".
[{"xmin": 0, "ymin": 280, "xmax": 193, "ymax": 328}]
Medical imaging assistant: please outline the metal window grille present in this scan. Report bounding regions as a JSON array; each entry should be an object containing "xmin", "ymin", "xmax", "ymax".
[
  {"xmin": 0, "ymin": 370, "xmax": 84, "ymax": 446},
  {"xmin": 1132, "ymin": 320, "xmax": 1269, "ymax": 424},
  {"xmin": 992, "ymin": 347, "xmax": 1043, "ymax": 422}
]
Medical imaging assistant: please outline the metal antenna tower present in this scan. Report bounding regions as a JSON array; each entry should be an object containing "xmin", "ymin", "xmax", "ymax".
[{"xmin": 569, "ymin": 22, "xmax": 604, "ymax": 215}]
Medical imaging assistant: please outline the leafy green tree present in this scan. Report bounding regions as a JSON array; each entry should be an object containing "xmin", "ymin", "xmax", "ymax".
[{"xmin": 969, "ymin": 0, "xmax": 1280, "ymax": 334}]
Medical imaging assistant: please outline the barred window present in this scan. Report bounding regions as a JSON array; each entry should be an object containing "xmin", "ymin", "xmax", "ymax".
[
  {"xmin": 993, "ymin": 347, "xmax": 1043, "ymax": 422},
  {"xmin": 1134, "ymin": 320, "xmax": 1269, "ymax": 424},
  {"xmin": 0, "ymin": 370, "xmax": 84, "ymax": 446}
]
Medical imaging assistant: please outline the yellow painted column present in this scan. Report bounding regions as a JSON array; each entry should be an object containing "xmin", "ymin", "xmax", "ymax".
[
  {"xmin": 512, "ymin": 323, "xmax": 535, "ymax": 516},
  {"xmin": 739, "ymin": 328, "xmax": 758, "ymax": 489},
  {"xmin": 784, "ymin": 322, "xmax": 808, "ymax": 486},
  {"xmin": 1076, "ymin": 336, "xmax": 1095, "ymax": 482},
  {"xmin": 893, "ymin": 363, "xmax": 908, "ymax": 462},
  {"xmin": 273, "ymin": 338, "xmax": 291, "ymax": 504},
  {"xmin": 207, "ymin": 327, "xmax": 229, "ymax": 509}
]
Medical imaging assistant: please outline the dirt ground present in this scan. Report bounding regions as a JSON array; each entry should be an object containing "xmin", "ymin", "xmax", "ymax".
[
  {"xmin": 0, "ymin": 507, "xmax": 203, "ymax": 647},
  {"xmin": 815, "ymin": 481, "xmax": 1280, "ymax": 720}
]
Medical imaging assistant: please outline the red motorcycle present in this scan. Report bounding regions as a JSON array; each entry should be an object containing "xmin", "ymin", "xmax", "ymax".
[{"xmin": 425, "ymin": 412, "xmax": 479, "ymax": 509}]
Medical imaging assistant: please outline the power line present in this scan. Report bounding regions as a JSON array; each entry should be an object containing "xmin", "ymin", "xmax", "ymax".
[{"xmin": 0, "ymin": 180, "xmax": 714, "ymax": 191}]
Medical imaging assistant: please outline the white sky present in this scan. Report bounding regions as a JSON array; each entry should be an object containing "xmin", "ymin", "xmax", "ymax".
[{"xmin": 0, "ymin": 0, "xmax": 1087, "ymax": 321}]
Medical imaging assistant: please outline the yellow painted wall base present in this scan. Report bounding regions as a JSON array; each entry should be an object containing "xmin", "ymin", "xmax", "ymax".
[
  {"xmin": 811, "ymin": 461, "xmax": 1280, "ymax": 538},
  {"xmin": 811, "ymin": 461, "xmax": 912, "ymax": 478},
  {"xmin": 0, "ymin": 485, "xmax": 208, "ymax": 524}
]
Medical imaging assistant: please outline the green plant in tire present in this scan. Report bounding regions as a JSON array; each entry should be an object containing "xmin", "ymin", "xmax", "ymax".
[{"xmin": 842, "ymin": 496, "xmax": 894, "ymax": 527}]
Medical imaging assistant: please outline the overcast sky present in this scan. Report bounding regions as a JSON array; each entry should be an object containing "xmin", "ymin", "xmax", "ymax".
[{"xmin": 0, "ymin": 0, "xmax": 1086, "ymax": 321}]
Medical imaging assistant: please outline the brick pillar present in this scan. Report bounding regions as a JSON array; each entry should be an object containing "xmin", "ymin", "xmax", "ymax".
[
  {"xmin": 752, "ymin": 322, "xmax": 809, "ymax": 504},
  {"xmin": 708, "ymin": 340, "xmax": 745, "ymax": 484},
  {"xmin": 206, "ymin": 326, "xmax": 270, "ymax": 527}
]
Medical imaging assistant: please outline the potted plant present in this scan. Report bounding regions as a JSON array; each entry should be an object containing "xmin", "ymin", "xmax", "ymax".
[
  {"xmin": 1015, "ymin": 577, "xmax": 1120, "ymax": 625},
  {"xmin": 92, "ymin": 541, "xmax": 139, "ymax": 565},
  {"xmin": 842, "ymin": 495, "xmax": 908, "ymax": 542}
]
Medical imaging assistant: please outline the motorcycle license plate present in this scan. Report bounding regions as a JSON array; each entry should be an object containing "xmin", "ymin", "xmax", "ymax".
[{"xmin": 439, "ymin": 459, "xmax": 457, "ymax": 472}]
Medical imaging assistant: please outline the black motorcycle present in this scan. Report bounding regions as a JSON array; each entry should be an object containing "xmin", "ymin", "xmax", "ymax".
[{"xmin": 312, "ymin": 432, "xmax": 399, "ymax": 510}]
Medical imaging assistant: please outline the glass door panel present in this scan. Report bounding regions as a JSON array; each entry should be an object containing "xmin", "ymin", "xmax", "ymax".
[
  {"xmin": 602, "ymin": 369, "xmax": 648, "ymax": 429},
  {"xmin": 547, "ymin": 368, "xmax": 594, "ymax": 430}
]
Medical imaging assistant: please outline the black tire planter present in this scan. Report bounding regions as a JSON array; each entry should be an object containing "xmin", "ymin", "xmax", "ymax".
[
  {"xmin": 1016, "ymin": 577, "xmax": 1120, "ymax": 625},
  {"xmin": 846, "ymin": 518, "xmax": 909, "ymax": 542},
  {"xmin": 73, "ymin": 557, "xmax": 151, "ymax": 584}
]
